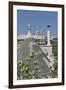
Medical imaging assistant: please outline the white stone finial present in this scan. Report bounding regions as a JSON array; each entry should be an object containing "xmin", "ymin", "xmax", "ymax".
[
  {"xmin": 28, "ymin": 24, "xmax": 31, "ymax": 30},
  {"xmin": 26, "ymin": 24, "xmax": 32, "ymax": 38}
]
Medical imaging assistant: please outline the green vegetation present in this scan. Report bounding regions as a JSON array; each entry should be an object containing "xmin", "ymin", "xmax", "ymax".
[
  {"xmin": 17, "ymin": 55, "xmax": 42, "ymax": 80},
  {"xmin": 17, "ymin": 57, "xmax": 32, "ymax": 79}
]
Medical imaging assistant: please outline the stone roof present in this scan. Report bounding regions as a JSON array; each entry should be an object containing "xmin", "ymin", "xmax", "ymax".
[{"xmin": 17, "ymin": 38, "xmax": 52, "ymax": 78}]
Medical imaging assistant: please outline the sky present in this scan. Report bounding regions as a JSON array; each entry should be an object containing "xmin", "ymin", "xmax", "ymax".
[{"xmin": 17, "ymin": 10, "xmax": 58, "ymax": 37}]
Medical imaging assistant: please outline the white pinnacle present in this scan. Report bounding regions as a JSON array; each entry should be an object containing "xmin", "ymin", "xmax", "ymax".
[{"xmin": 26, "ymin": 24, "xmax": 32, "ymax": 38}]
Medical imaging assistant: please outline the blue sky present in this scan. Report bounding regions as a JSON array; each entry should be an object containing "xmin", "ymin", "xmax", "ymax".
[{"xmin": 17, "ymin": 10, "xmax": 58, "ymax": 37}]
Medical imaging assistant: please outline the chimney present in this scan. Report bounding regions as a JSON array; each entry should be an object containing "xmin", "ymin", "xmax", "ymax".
[{"xmin": 47, "ymin": 30, "xmax": 51, "ymax": 45}]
